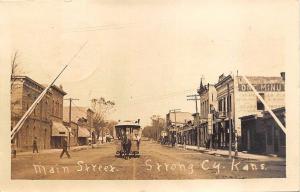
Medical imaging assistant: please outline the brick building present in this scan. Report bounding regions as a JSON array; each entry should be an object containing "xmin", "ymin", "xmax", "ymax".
[
  {"xmin": 11, "ymin": 76, "xmax": 68, "ymax": 150},
  {"xmin": 214, "ymin": 73, "xmax": 285, "ymax": 149},
  {"xmin": 48, "ymin": 85, "xmax": 68, "ymax": 148}
]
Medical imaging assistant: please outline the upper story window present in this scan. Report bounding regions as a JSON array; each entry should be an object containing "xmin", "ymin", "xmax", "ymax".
[
  {"xmin": 257, "ymin": 93, "xmax": 265, "ymax": 110},
  {"xmin": 227, "ymin": 95, "xmax": 232, "ymax": 112},
  {"xmin": 218, "ymin": 99, "xmax": 222, "ymax": 112}
]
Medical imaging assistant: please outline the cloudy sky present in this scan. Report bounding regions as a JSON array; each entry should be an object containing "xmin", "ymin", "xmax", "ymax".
[{"xmin": 3, "ymin": 0, "xmax": 296, "ymax": 126}]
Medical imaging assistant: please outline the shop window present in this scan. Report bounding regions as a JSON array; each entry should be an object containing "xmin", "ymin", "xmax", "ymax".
[{"xmin": 257, "ymin": 93, "xmax": 265, "ymax": 110}]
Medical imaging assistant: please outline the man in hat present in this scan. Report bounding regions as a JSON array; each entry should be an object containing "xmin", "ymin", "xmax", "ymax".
[
  {"xmin": 60, "ymin": 137, "xmax": 70, "ymax": 159},
  {"xmin": 33, "ymin": 137, "xmax": 39, "ymax": 153}
]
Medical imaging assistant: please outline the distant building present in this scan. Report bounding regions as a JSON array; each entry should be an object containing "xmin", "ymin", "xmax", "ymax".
[
  {"xmin": 63, "ymin": 107, "xmax": 95, "ymax": 145},
  {"xmin": 166, "ymin": 111, "xmax": 193, "ymax": 144},
  {"xmin": 240, "ymin": 107, "xmax": 285, "ymax": 156}
]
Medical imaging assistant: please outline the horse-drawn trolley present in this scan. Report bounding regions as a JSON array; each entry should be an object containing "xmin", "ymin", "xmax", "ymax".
[{"xmin": 114, "ymin": 120, "xmax": 141, "ymax": 159}]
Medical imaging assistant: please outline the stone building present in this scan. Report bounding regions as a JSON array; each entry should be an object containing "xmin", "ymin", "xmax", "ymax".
[
  {"xmin": 214, "ymin": 73, "xmax": 285, "ymax": 149},
  {"xmin": 11, "ymin": 76, "xmax": 68, "ymax": 150}
]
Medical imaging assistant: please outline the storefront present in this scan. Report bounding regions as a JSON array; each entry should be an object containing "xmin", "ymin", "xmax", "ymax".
[
  {"xmin": 240, "ymin": 107, "xmax": 285, "ymax": 157},
  {"xmin": 78, "ymin": 126, "xmax": 90, "ymax": 145},
  {"xmin": 51, "ymin": 121, "xmax": 70, "ymax": 148}
]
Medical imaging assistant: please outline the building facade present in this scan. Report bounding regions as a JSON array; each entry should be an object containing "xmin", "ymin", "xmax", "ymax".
[
  {"xmin": 11, "ymin": 76, "xmax": 52, "ymax": 150},
  {"xmin": 197, "ymin": 81, "xmax": 217, "ymax": 148},
  {"xmin": 63, "ymin": 107, "xmax": 95, "ymax": 145},
  {"xmin": 11, "ymin": 76, "xmax": 69, "ymax": 150},
  {"xmin": 48, "ymin": 85, "xmax": 68, "ymax": 148},
  {"xmin": 166, "ymin": 111, "xmax": 193, "ymax": 144},
  {"xmin": 214, "ymin": 73, "xmax": 285, "ymax": 150},
  {"xmin": 240, "ymin": 107, "xmax": 285, "ymax": 156}
]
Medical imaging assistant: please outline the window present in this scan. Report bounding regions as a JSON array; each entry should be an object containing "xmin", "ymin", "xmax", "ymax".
[
  {"xmin": 257, "ymin": 93, "xmax": 265, "ymax": 110},
  {"xmin": 223, "ymin": 97, "xmax": 226, "ymax": 112},
  {"xmin": 218, "ymin": 100, "xmax": 222, "ymax": 112},
  {"xmin": 227, "ymin": 95, "xmax": 232, "ymax": 112},
  {"xmin": 40, "ymin": 102, "xmax": 43, "ymax": 118}
]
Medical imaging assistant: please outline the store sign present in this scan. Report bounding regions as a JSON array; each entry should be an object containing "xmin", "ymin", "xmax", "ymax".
[
  {"xmin": 207, "ymin": 114, "xmax": 213, "ymax": 134},
  {"xmin": 238, "ymin": 83, "xmax": 284, "ymax": 92}
]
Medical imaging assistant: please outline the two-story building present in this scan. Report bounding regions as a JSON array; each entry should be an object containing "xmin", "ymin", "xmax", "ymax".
[
  {"xmin": 11, "ymin": 76, "xmax": 69, "ymax": 150},
  {"xmin": 214, "ymin": 73, "xmax": 285, "ymax": 150},
  {"xmin": 197, "ymin": 80, "xmax": 217, "ymax": 148}
]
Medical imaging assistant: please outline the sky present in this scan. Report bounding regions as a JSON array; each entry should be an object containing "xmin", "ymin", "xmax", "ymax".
[{"xmin": 3, "ymin": 0, "xmax": 296, "ymax": 126}]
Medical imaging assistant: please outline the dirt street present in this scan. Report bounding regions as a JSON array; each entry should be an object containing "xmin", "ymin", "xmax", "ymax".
[{"xmin": 11, "ymin": 141, "xmax": 285, "ymax": 179}]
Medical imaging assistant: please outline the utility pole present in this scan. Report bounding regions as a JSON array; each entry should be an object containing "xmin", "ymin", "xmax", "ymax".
[
  {"xmin": 187, "ymin": 94, "xmax": 201, "ymax": 149},
  {"xmin": 186, "ymin": 94, "xmax": 200, "ymax": 114},
  {"xmin": 64, "ymin": 98, "xmax": 79, "ymax": 149},
  {"xmin": 227, "ymin": 83, "xmax": 232, "ymax": 159},
  {"xmin": 169, "ymin": 109, "xmax": 181, "ymax": 147},
  {"xmin": 156, "ymin": 116, "xmax": 161, "ymax": 142}
]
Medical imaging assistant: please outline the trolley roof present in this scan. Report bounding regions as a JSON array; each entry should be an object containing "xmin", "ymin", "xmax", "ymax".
[{"xmin": 115, "ymin": 121, "xmax": 141, "ymax": 129}]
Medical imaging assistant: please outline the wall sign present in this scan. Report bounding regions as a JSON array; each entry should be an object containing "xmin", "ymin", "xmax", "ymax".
[{"xmin": 238, "ymin": 84, "xmax": 284, "ymax": 92}]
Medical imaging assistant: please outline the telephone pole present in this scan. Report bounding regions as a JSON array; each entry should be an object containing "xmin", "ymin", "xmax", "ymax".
[
  {"xmin": 169, "ymin": 109, "xmax": 181, "ymax": 147},
  {"xmin": 186, "ymin": 94, "xmax": 200, "ymax": 114},
  {"xmin": 227, "ymin": 83, "xmax": 232, "ymax": 159},
  {"xmin": 64, "ymin": 98, "xmax": 79, "ymax": 149}
]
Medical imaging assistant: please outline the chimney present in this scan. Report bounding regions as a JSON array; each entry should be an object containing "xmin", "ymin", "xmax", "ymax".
[{"xmin": 280, "ymin": 72, "xmax": 285, "ymax": 81}]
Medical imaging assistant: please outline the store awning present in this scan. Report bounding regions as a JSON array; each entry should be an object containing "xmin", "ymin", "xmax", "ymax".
[
  {"xmin": 182, "ymin": 126, "xmax": 195, "ymax": 132},
  {"xmin": 52, "ymin": 121, "xmax": 69, "ymax": 137},
  {"xmin": 78, "ymin": 126, "xmax": 90, "ymax": 138}
]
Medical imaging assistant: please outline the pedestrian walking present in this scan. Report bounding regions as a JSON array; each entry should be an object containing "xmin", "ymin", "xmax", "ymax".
[
  {"xmin": 33, "ymin": 137, "xmax": 39, "ymax": 153},
  {"xmin": 60, "ymin": 137, "xmax": 70, "ymax": 159}
]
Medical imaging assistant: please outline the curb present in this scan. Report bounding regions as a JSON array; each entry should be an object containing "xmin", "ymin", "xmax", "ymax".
[{"xmin": 164, "ymin": 144, "xmax": 284, "ymax": 161}]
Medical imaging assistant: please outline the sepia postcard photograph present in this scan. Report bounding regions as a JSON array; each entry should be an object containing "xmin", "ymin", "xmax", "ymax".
[{"xmin": 0, "ymin": 0, "xmax": 299, "ymax": 191}]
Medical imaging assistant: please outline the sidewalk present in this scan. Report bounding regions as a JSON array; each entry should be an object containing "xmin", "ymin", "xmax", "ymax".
[
  {"xmin": 14, "ymin": 142, "xmax": 108, "ymax": 156},
  {"xmin": 167, "ymin": 144, "xmax": 285, "ymax": 162}
]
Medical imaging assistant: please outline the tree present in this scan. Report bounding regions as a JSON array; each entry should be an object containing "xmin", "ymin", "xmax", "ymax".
[
  {"xmin": 90, "ymin": 97, "xmax": 115, "ymax": 142},
  {"xmin": 11, "ymin": 51, "xmax": 23, "ymax": 93},
  {"xmin": 142, "ymin": 115, "xmax": 165, "ymax": 140}
]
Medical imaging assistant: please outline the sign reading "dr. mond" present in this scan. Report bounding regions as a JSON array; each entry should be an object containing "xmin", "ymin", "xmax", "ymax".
[{"xmin": 238, "ymin": 83, "xmax": 285, "ymax": 92}]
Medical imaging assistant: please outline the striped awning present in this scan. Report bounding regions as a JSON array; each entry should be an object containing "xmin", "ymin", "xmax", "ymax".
[{"xmin": 52, "ymin": 121, "xmax": 69, "ymax": 137}]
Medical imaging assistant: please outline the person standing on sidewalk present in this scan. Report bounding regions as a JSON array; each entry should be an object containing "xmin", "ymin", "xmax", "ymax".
[
  {"xmin": 33, "ymin": 137, "xmax": 39, "ymax": 153},
  {"xmin": 60, "ymin": 137, "xmax": 70, "ymax": 159}
]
